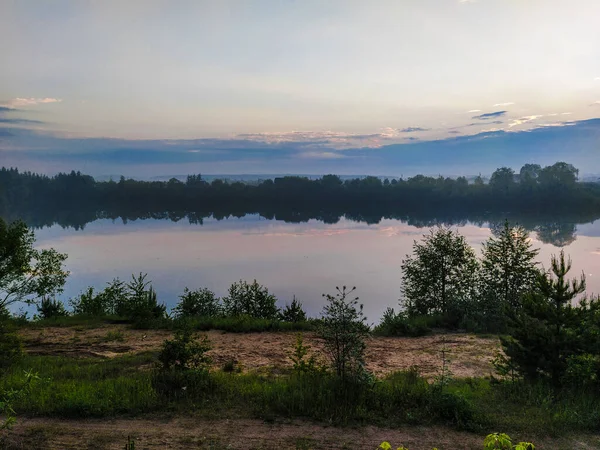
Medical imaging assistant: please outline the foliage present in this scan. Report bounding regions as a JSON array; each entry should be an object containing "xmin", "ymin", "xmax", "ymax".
[
  {"xmin": 280, "ymin": 296, "xmax": 307, "ymax": 323},
  {"xmin": 0, "ymin": 369, "xmax": 39, "ymax": 430},
  {"xmin": 318, "ymin": 286, "xmax": 370, "ymax": 381},
  {"xmin": 501, "ymin": 251, "xmax": 587, "ymax": 386},
  {"xmin": 478, "ymin": 221, "xmax": 540, "ymax": 330},
  {"xmin": 373, "ymin": 308, "xmax": 433, "ymax": 337},
  {"xmin": 35, "ymin": 297, "xmax": 69, "ymax": 320},
  {"xmin": 173, "ymin": 287, "xmax": 221, "ymax": 318},
  {"xmin": 118, "ymin": 273, "xmax": 166, "ymax": 322},
  {"xmin": 222, "ymin": 279, "xmax": 279, "ymax": 319},
  {"xmin": 401, "ymin": 227, "xmax": 479, "ymax": 326},
  {"xmin": 0, "ymin": 313, "xmax": 22, "ymax": 370},
  {"xmin": 0, "ymin": 218, "xmax": 69, "ymax": 310},
  {"xmin": 289, "ymin": 333, "xmax": 324, "ymax": 374},
  {"xmin": 378, "ymin": 434, "xmax": 534, "ymax": 450},
  {"xmin": 157, "ymin": 327, "xmax": 211, "ymax": 372}
]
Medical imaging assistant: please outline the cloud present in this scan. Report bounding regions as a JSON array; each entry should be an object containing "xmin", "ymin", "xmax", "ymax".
[
  {"xmin": 465, "ymin": 120, "xmax": 503, "ymax": 127},
  {"xmin": 448, "ymin": 130, "xmax": 461, "ymax": 134},
  {"xmin": 399, "ymin": 127, "xmax": 430, "ymax": 133},
  {"xmin": 493, "ymin": 102, "xmax": 515, "ymax": 107},
  {"xmin": 591, "ymin": 101, "xmax": 600, "ymax": 106},
  {"xmin": 471, "ymin": 111, "xmax": 507, "ymax": 120},
  {"xmin": 2, "ymin": 98, "xmax": 62, "ymax": 107},
  {"xmin": 459, "ymin": 0, "xmax": 477, "ymax": 3},
  {"xmin": 595, "ymin": 77, "xmax": 600, "ymax": 81},
  {"xmin": 298, "ymin": 151, "xmax": 346, "ymax": 160},
  {"xmin": 508, "ymin": 115, "xmax": 543, "ymax": 128},
  {"xmin": 0, "ymin": 118, "xmax": 44, "ymax": 124},
  {"xmin": 467, "ymin": 109, "xmax": 481, "ymax": 113}
]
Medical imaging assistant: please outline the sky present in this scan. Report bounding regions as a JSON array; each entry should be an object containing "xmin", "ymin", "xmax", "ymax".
[{"xmin": 1, "ymin": 0, "xmax": 600, "ymax": 176}]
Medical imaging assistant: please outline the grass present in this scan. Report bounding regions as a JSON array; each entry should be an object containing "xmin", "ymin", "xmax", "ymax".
[{"xmin": 3, "ymin": 350, "xmax": 600, "ymax": 436}]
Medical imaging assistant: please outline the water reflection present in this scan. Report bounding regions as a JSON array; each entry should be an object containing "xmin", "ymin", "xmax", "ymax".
[{"xmin": 31, "ymin": 216, "xmax": 600, "ymax": 322}]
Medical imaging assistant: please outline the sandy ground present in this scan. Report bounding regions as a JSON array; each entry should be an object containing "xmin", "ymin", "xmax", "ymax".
[
  {"xmin": 3, "ymin": 417, "xmax": 599, "ymax": 450},
  {"xmin": 18, "ymin": 325, "xmax": 499, "ymax": 379}
]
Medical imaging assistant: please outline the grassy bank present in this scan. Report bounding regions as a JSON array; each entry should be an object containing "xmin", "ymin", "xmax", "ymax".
[{"xmin": 2, "ymin": 342, "xmax": 600, "ymax": 436}]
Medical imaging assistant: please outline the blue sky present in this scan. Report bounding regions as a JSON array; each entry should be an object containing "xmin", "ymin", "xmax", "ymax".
[{"xmin": 1, "ymin": 0, "xmax": 600, "ymax": 176}]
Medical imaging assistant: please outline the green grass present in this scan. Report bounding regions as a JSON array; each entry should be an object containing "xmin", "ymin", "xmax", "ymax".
[{"xmin": 3, "ymin": 345, "xmax": 600, "ymax": 435}]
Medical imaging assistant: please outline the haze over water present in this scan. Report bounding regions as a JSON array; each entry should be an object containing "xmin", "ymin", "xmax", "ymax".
[{"xmin": 33, "ymin": 216, "xmax": 600, "ymax": 322}]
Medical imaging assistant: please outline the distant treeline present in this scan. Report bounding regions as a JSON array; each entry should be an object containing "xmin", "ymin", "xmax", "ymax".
[{"xmin": 1, "ymin": 162, "xmax": 599, "ymax": 239}]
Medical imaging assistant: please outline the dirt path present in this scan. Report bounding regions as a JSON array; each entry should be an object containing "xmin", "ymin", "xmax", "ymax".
[
  {"xmin": 19, "ymin": 325, "xmax": 499, "ymax": 378},
  {"xmin": 4, "ymin": 417, "xmax": 598, "ymax": 450}
]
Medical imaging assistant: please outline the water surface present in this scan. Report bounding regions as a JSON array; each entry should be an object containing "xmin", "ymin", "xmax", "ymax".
[{"xmin": 33, "ymin": 216, "xmax": 600, "ymax": 322}]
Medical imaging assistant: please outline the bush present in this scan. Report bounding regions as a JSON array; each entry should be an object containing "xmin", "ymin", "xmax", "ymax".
[
  {"xmin": 70, "ymin": 287, "xmax": 108, "ymax": 316},
  {"xmin": 318, "ymin": 286, "xmax": 370, "ymax": 381},
  {"xmin": 222, "ymin": 279, "xmax": 279, "ymax": 319},
  {"xmin": 0, "ymin": 314, "xmax": 22, "ymax": 370},
  {"xmin": 157, "ymin": 328, "xmax": 211, "ymax": 372},
  {"xmin": 173, "ymin": 287, "xmax": 220, "ymax": 318},
  {"xmin": 280, "ymin": 296, "xmax": 307, "ymax": 323},
  {"xmin": 373, "ymin": 308, "xmax": 432, "ymax": 337},
  {"xmin": 36, "ymin": 297, "xmax": 68, "ymax": 320},
  {"xmin": 116, "ymin": 273, "xmax": 166, "ymax": 323}
]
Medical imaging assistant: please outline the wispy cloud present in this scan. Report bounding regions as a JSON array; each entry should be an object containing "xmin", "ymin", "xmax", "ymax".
[
  {"xmin": 298, "ymin": 151, "xmax": 345, "ymax": 160},
  {"xmin": 508, "ymin": 115, "xmax": 543, "ymax": 128},
  {"xmin": 493, "ymin": 102, "xmax": 515, "ymax": 107},
  {"xmin": 595, "ymin": 77, "xmax": 600, "ymax": 81},
  {"xmin": 467, "ymin": 109, "xmax": 481, "ymax": 113},
  {"xmin": 0, "ymin": 118, "xmax": 44, "ymax": 124},
  {"xmin": 465, "ymin": 120, "xmax": 503, "ymax": 127},
  {"xmin": 471, "ymin": 111, "xmax": 507, "ymax": 120},
  {"xmin": 591, "ymin": 101, "xmax": 600, "ymax": 106},
  {"xmin": 1, "ymin": 98, "xmax": 62, "ymax": 107},
  {"xmin": 399, "ymin": 127, "xmax": 430, "ymax": 133},
  {"xmin": 459, "ymin": 0, "xmax": 477, "ymax": 3}
]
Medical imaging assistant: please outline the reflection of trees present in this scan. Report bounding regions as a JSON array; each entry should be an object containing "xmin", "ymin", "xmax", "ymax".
[
  {"xmin": 535, "ymin": 223, "xmax": 577, "ymax": 247},
  {"xmin": 0, "ymin": 202, "xmax": 593, "ymax": 248},
  {"xmin": 488, "ymin": 219, "xmax": 577, "ymax": 247}
]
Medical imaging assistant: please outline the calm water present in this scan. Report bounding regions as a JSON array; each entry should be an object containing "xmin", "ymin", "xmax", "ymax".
[{"xmin": 33, "ymin": 216, "xmax": 600, "ymax": 322}]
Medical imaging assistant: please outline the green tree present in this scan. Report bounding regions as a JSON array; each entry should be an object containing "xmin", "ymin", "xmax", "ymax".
[
  {"xmin": 480, "ymin": 221, "xmax": 540, "ymax": 319},
  {"xmin": 401, "ymin": 227, "xmax": 479, "ymax": 323},
  {"xmin": 538, "ymin": 162, "xmax": 578, "ymax": 190},
  {"xmin": 318, "ymin": 286, "xmax": 369, "ymax": 380},
  {"xmin": 0, "ymin": 218, "xmax": 69, "ymax": 310},
  {"xmin": 489, "ymin": 167, "xmax": 516, "ymax": 195},
  {"xmin": 280, "ymin": 296, "xmax": 307, "ymax": 322},
  {"xmin": 501, "ymin": 251, "xmax": 586, "ymax": 386},
  {"xmin": 174, "ymin": 287, "xmax": 221, "ymax": 318},
  {"xmin": 222, "ymin": 279, "xmax": 279, "ymax": 319}
]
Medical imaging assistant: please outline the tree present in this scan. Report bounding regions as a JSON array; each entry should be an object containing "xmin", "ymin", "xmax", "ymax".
[
  {"xmin": 480, "ymin": 221, "xmax": 540, "ymax": 315},
  {"xmin": 501, "ymin": 251, "xmax": 586, "ymax": 386},
  {"xmin": 519, "ymin": 164, "xmax": 542, "ymax": 191},
  {"xmin": 222, "ymin": 279, "xmax": 279, "ymax": 319},
  {"xmin": 280, "ymin": 296, "xmax": 307, "ymax": 322},
  {"xmin": 0, "ymin": 218, "xmax": 69, "ymax": 310},
  {"xmin": 489, "ymin": 167, "xmax": 516, "ymax": 195},
  {"xmin": 538, "ymin": 162, "xmax": 578, "ymax": 190},
  {"xmin": 318, "ymin": 286, "xmax": 369, "ymax": 380},
  {"xmin": 401, "ymin": 227, "xmax": 479, "ymax": 323},
  {"xmin": 174, "ymin": 287, "xmax": 221, "ymax": 318}
]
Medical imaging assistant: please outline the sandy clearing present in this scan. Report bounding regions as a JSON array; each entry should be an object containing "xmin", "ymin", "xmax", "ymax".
[{"xmin": 19, "ymin": 325, "xmax": 499, "ymax": 378}]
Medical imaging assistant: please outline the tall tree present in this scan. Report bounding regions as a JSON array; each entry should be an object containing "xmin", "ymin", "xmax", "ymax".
[
  {"xmin": 501, "ymin": 251, "xmax": 586, "ymax": 386},
  {"xmin": 481, "ymin": 221, "xmax": 540, "ymax": 311},
  {"xmin": 401, "ymin": 227, "xmax": 479, "ymax": 322},
  {"xmin": 0, "ymin": 218, "xmax": 69, "ymax": 310}
]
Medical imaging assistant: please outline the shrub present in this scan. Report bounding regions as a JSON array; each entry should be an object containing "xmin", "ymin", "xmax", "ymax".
[
  {"xmin": 117, "ymin": 273, "xmax": 166, "ymax": 324},
  {"xmin": 318, "ymin": 286, "xmax": 370, "ymax": 382},
  {"xmin": 373, "ymin": 308, "xmax": 432, "ymax": 337},
  {"xmin": 35, "ymin": 297, "xmax": 68, "ymax": 319},
  {"xmin": 289, "ymin": 333, "xmax": 324, "ymax": 374},
  {"xmin": 70, "ymin": 287, "xmax": 108, "ymax": 316},
  {"xmin": 173, "ymin": 287, "xmax": 221, "ymax": 318},
  {"xmin": 157, "ymin": 328, "xmax": 211, "ymax": 372},
  {"xmin": 0, "ymin": 316, "xmax": 22, "ymax": 370},
  {"xmin": 222, "ymin": 279, "xmax": 279, "ymax": 319},
  {"xmin": 280, "ymin": 296, "xmax": 307, "ymax": 323}
]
